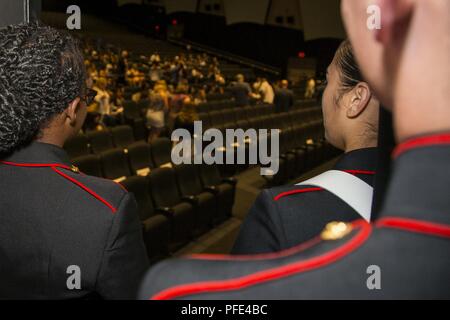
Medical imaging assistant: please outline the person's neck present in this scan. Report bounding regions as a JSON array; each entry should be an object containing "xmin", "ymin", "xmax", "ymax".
[
  {"xmin": 344, "ymin": 136, "xmax": 377, "ymax": 153},
  {"xmin": 36, "ymin": 129, "xmax": 67, "ymax": 149}
]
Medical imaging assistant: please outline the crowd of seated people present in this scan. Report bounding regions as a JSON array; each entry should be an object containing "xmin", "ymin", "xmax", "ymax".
[{"xmin": 79, "ymin": 38, "xmax": 306, "ymax": 144}]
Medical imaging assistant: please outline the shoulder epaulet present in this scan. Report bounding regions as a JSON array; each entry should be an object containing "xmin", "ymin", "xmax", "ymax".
[{"xmin": 0, "ymin": 161, "xmax": 122, "ymax": 214}]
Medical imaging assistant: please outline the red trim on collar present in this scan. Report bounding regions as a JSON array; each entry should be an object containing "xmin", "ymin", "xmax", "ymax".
[
  {"xmin": 393, "ymin": 133, "xmax": 450, "ymax": 158},
  {"xmin": 0, "ymin": 160, "xmax": 72, "ymax": 171},
  {"xmin": 274, "ymin": 187, "xmax": 323, "ymax": 201},
  {"xmin": 1, "ymin": 160, "xmax": 117, "ymax": 214},
  {"xmin": 150, "ymin": 220, "xmax": 371, "ymax": 300},
  {"xmin": 376, "ymin": 217, "xmax": 450, "ymax": 238},
  {"xmin": 343, "ymin": 170, "xmax": 375, "ymax": 175}
]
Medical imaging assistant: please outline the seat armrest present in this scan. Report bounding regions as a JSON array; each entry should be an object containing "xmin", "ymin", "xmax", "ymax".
[
  {"xmin": 182, "ymin": 195, "xmax": 198, "ymax": 205},
  {"xmin": 204, "ymin": 185, "xmax": 219, "ymax": 195},
  {"xmin": 156, "ymin": 207, "xmax": 173, "ymax": 217},
  {"xmin": 222, "ymin": 177, "xmax": 237, "ymax": 186}
]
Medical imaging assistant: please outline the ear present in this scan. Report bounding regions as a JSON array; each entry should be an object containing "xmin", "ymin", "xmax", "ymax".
[
  {"xmin": 65, "ymin": 97, "xmax": 81, "ymax": 126},
  {"xmin": 346, "ymin": 83, "xmax": 372, "ymax": 119}
]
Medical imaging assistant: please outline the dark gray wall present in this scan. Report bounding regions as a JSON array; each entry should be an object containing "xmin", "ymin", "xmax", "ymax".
[{"xmin": 0, "ymin": 0, "xmax": 42, "ymax": 28}]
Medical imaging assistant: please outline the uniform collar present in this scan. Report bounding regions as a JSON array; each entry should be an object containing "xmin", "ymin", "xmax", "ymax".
[
  {"xmin": 1, "ymin": 142, "xmax": 72, "ymax": 167},
  {"xmin": 333, "ymin": 148, "xmax": 378, "ymax": 172}
]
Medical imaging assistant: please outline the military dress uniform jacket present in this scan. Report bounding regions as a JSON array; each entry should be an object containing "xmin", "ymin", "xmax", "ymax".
[
  {"xmin": 0, "ymin": 142, "xmax": 149, "ymax": 299},
  {"xmin": 138, "ymin": 133, "xmax": 450, "ymax": 299},
  {"xmin": 232, "ymin": 148, "xmax": 377, "ymax": 254}
]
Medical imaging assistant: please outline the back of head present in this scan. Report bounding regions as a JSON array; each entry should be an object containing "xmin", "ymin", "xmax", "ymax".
[
  {"xmin": 322, "ymin": 39, "xmax": 379, "ymax": 151},
  {"xmin": 281, "ymin": 80, "xmax": 289, "ymax": 89},
  {"xmin": 236, "ymin": 74, "xmax": 244, "ymax": 83},
  {"xmin": 0, "ymin": 22, "xmax": 86, "ymax": 155}
]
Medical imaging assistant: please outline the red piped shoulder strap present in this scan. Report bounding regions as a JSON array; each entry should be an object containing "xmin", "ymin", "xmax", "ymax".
[
  {"xmin": 376, "ymin": 217, "xmax": 450, "ymax": 238},
  {"xmin": 0, "ymin": 160, "xmax": 117, "ymax": 214},
  {"xmin": 150, "ymin": 220, "xmax": 371, "ymax": 300},
  {"xmin": 274, "ymin": 187, "xmax": 323, "ymax": 201},
  {"xmin": 393, "ymin": 133, "xmax": 450, "ymax": 158}
]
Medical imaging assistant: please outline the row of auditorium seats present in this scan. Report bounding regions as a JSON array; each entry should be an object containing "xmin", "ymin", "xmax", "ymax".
[
  {"xmin": 121, "ymin": 164, "xmax": 236, "ymax": 263},
  {"xmin": 66, "ymin": 130, "xmax": 173, "ymax": 180},
  {"xmin": 64, "ymin": 129, "xmax": 237, "ymax": 262},
  {"xmin": 194, "ymin": 104, "xmax": 339, "ymax": 184},
  {"xmin": 69, "ymin": 103, "xmax": 334, "ymax": 187},
  {"xmin": 198, "ymin": 105, "xmax": 322, "ymax": 131},
  {"xmin": 119, "ymin": 96, "xmax": 317, "ymax": 120}
]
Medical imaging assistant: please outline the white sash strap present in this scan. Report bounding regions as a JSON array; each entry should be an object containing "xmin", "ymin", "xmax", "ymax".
[{"xmin": 296, "ymin": 170, "xmax": 373, "ymax": 222}]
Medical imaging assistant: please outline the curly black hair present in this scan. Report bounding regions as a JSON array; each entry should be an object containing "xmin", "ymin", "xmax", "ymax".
[{"xmin": 0, "ymin": 22, "xmax": 86, "ymax": 154}]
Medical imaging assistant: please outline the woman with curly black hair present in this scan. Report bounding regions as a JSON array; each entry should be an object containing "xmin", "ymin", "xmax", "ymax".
[{"xmin": 0, "ymin": 23, "xmax": 148, "ymax": 299}]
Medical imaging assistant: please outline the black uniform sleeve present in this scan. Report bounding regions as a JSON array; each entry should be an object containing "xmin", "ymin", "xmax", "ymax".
[
  {"xmin": 231, "ymin": 189, "xmax": 285, "ymax": 254},
  {"xmin": 96, "ymin": 193, "xmax": 149, "ymax": 299}
]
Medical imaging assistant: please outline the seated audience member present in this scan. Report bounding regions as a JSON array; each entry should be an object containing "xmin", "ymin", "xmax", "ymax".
[
  {"xmin": 254, "ymin": 77, "xmax": 275, "ymax": 104},
  {"xmin": 93, "ymin": 78, "xmax": 122, "ymax": 127},
  {"xmin": 139, "ymin": 0, "xmax": 450, "ymax": 300},
  {"xmin": 0, "ymin": 23, "xmax": 149, "ymax": 299},
  {"xmin": 304, "ymin": 77, "xmax": 316, "ymax": 99},
  {"xmin": 169, "ymin": 84, "xmax": 190, "ymax": 131},
  {"xmin": 233, "ymin": 40, "xmax": 379, "ymax": 254},
  {"xmin": 146, "ymin": 87, "xmax": 168, "ymax": 143},
  {"xmin": 229, "ymin": 74, "xmax": 252, "ymax": 107},
  {"xmin": 274, "ymin": 79, "xmax": 294, "ymax": 112}
]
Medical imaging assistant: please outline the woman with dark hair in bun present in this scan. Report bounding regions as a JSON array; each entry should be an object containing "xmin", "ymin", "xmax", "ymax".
[
  {"xmin": 232, "ymin": 40, "xmax": 380, "ymax": 254},
  {"xmin": 0, "ymin": 23, "xmax": 148, "ymax": 299}
]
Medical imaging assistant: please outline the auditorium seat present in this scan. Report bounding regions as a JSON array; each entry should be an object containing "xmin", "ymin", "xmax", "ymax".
[
  {"xmin": 123, "ymin": 100, "xmax": 142, "ymax": 120},
  {"xmin": 174, "ymin": 164, "xmax": 217, "ymax": 235},
  {"xmin": 150, "ymin": 137, "xmax": 173, "ymax": 168},
  {"xmin": 234, "ymin": 108, "xmax": 247, "ymax": 122},
  {"xmin": 127, "ymin": 141, "xmax": 154, "ymax": 176},
  {"xmin": 72, "ymin": 154, "xmax": 102, "ymax": 178},
  {"xmin": 100, "ymin": 148, "xmax": 132, "ymax": 182},
  {"xmin": 198, "ymin": 164, "xmax": 237, "ymax": 224},
  {"xmin": 130, "ymin": 118, "xmax": 148, "ymax": 141},
  {"xmin": 197, "ymin": 103, "xmax": 209, "ymax": 114},
  {"xmin": 220, "ymin": 109, "xmax": 237, "ymax": 128},
  {"xmin": 64, "ymin": 133, "xmax": 91, "ymax": 159},
  {"xmin": 208, "ymin": 110, "xmax": 225, "ymax": 129},
  {"xmin": 111, "ymin": 125, "xmax": 135, "ymax": 149},
  {"xmin": 86, "ymin": 130, "xmax": 114, "ymax": 154},
  {"xmin": 198, "ymin": 112, "xmax": 212, "ymax": 130},
  {"xmin": 121, "ymin": 176, "xmax": 170, "ymax": 263},
  {"xmin": 149, "ymin": 168, "xmax": 196, "ymax": 251}
]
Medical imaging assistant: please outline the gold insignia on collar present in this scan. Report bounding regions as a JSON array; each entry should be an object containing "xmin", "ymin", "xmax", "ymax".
[
  {"xmin": 71, "ymin": 165, "xmax": 80, "ymax": 173},
  {"xmin": 321, "ymin": 221, "xmax": 353, "ymax": 241}
]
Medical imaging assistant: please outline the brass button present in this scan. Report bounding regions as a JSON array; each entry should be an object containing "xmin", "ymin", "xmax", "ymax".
[
  {"xmin": 71, "ymin": 165, "xmax": 80, "ymax": 173},
  {"xmin": 321, "ymin": 221, "xmax": 353, "ymax": 241}
]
